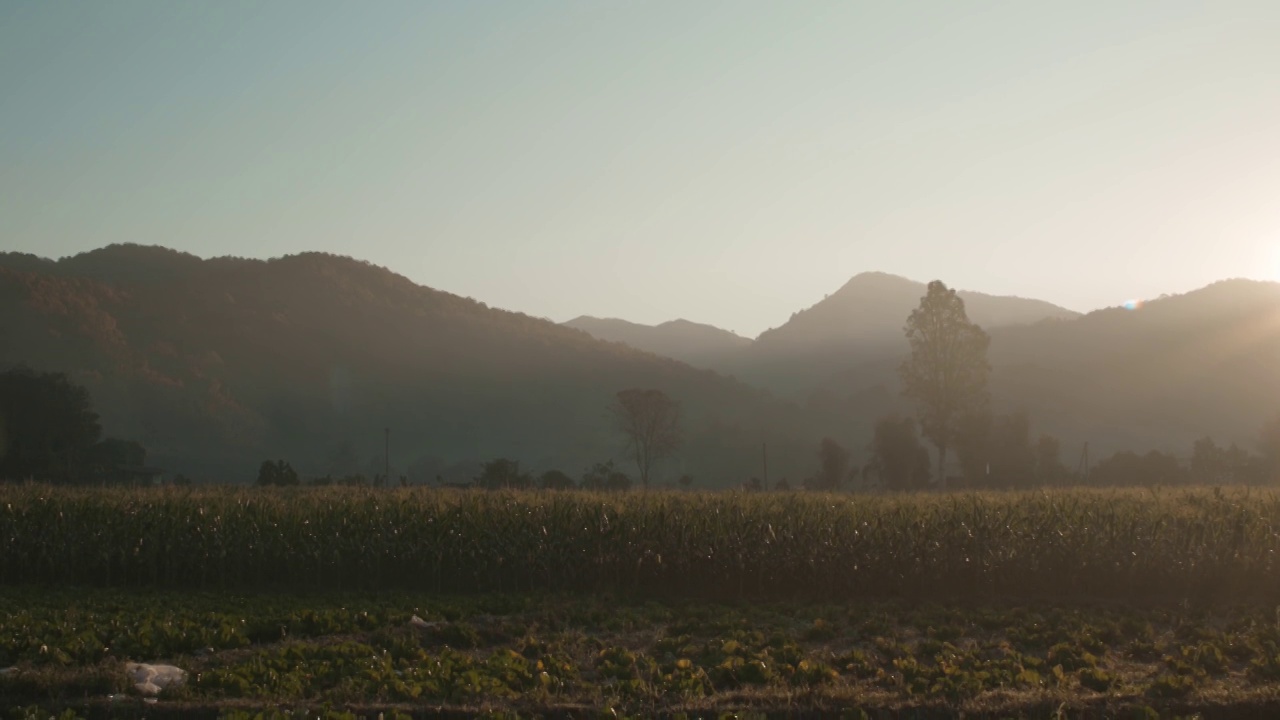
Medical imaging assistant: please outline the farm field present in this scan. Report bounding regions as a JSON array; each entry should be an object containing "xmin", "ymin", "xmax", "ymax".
[
  {"xmin": 5, "ymin": 486, "xmax": 1280, "ymax": 717},
  {"xmin": 4, "ymin": 486, "xmax": 1280, "ymax": 600},
  {"xmin": 4, "ymin": 588, "xmax": 1280, "ymax": 718}
]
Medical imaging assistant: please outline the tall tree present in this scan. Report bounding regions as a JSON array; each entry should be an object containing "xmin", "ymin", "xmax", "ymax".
[
  {"xmin": 899, "ymin": 281, "xmax": 990, "ymax": 489},
  {"xmin": 611, "ymin": 388, "xmax": 681, "ymax": 489}
]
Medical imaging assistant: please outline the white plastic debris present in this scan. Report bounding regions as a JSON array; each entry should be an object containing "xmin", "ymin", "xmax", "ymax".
[
  {"xmin": 125, "ymin": 662, "xmax": 187, "ymax": 696},
  {"xmin": 409, "ymin": 614, "xmax": 441, "ymax": 629}
]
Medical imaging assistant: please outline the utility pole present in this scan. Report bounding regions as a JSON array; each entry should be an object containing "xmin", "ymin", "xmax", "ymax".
[{"xmin": 384, "ymin": 427, "xmax": 390, "ymax": 487}]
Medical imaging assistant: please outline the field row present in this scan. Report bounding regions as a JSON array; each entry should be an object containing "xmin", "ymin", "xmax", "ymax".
[
  {"xmin": 2, "ymin": 485, "xmax": 1279, "ymax": 599},
  {"xmin": 1, "ymin": 589, "xmax": 1276, "ymax": 718}
]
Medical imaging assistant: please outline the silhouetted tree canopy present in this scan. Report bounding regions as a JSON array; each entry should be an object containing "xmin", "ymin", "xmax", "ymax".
[
  {"xmin": 256, "ymin": 460, "xmax": 300, "ymax": 486},
  {"xmin": 899, "ymin": 281, "xmax": 990, "ymax": 488},
  {"xmin": 1090, "ymin": 450, "xmax": 1186, "ymax": 487},
  {"xmin": 580, "ymin": 461, "xmax": 631, "ymax": 491},
  {"xmin": 475, "ymin": 459, "xmax": 532, "ymax": 490},
  {"xmin": 0, "ymin": 365, "xmax": 102, "ymax": 482},
  {"xmin": 83, "ymin": 438, "xmax": 150, "ymax": 484},
  {"xmin": 806, "ymin": 437, "xmax": 850, "ymax": 491},
  {"xmin": 539, "ymin": 469, "xmax": 575, "ymax": 490},
  {"xmin": 864, "ymin": 416, "xmax": 931, "ymax": 491},
  {"xmin": 1190, "ymin": 436, "xmax": 1268, "ymax": 485}
]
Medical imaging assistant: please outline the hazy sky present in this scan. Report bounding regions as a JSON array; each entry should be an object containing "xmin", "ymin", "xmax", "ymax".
[{"xmin": 3, "ymin": 1, "xmax": 1279, "ymax": 337}]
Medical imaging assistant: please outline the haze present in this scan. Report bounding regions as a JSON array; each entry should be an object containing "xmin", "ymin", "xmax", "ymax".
[{"xmin": 3, "ymin": 1, "xmax": 1279, "ymax": 337}]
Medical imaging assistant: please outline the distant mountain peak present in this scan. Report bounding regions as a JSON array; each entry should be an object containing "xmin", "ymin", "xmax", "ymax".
[
  {"xmin": 831, "ymin": 271, "xmax": 918, "ymax": 293},
  {"xmin": 655, "ymin": 318, "xmax": 745, "ymax": 336},
  {"xmin": 749, "ymin": 272, "xmax": 1080, "ymax": 377},
  {"xmin": 845, "ymin": 270, "xmax": 914, "ymax": 282},
  {"xmin": 562, "ymin": 315, "xmax": 749, "ymax": 366}
]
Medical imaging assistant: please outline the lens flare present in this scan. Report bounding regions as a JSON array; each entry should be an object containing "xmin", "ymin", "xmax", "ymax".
[{"xmin": 1123, "ymin": 299, "xmax": 1144, "ymax": 311}]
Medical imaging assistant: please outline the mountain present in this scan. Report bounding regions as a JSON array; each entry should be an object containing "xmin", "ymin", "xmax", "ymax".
[
  {"xmin": 704, "ymin": 271, "xmax": 1280, "ymax": 461},
  {"xmin": 0, "ymin": 245, "xmax": 831, "ymax": 485},
  {"xmin": 732, "ymin": 272, "xmax": 1079, "ymax": 396},
  {"xmin": 7, "ymin": 246, "xmax": 1275, "ymax": 483},
  {"xmin": 810, "ymin": 278, "xmax": 1280, "ymax": 459},
  {"xmin": 756, "ymin": 272, "xmax": 1077, "ymax": 350},
  {"xmin": 986, "ymin": 279, "xmax": 1280, "ymax": 456},
  {"xmin": 562, "ymin": 316, "xmax": 750, "ymax": 368}
]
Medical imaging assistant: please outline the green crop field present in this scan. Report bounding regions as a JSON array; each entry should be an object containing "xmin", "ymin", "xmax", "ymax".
[
  {"xmin": 3, "ymin": 486, "xmax": 1280, "ymax": 599},
  {"xmin": 4, "ymin": 486, "xmax": 1280, "ymax": 718},
  {"xmin": 2, "ymin": 588, "xmax": 1279, "ymax": 719}
]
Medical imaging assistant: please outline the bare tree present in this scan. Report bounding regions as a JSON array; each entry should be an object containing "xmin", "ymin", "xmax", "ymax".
[
  {"xmin": 611, "ymin": 388, "xmax": 681, "ymax": 489},
  {"xmin": 899, "ymin": 280, "xmax": 990, "ymax": 489}
]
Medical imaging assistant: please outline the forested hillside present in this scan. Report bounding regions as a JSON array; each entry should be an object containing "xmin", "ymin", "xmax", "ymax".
[
  {"xmin": 987, "ymin": 279, "xmax": 1280, "ymax": 455},
  {"xmin": 0, "ymin": 245, "xmax": 825, "ymax": 484}
]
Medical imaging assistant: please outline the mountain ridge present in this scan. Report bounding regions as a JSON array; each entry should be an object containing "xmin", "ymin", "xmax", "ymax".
[
  {"xmin": 562, "ymin": 315, "xmax": 751, "ymax": 368},
  {"xmin": 5, "ymin": 243, "xmax": 1280, "ymax": 484},
  {"xmin": 0, "ymin": 244, "xmax": 828, "ymax": 485}
]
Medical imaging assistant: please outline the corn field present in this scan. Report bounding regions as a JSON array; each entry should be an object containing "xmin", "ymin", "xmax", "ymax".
[{"xmin": 2, "ymin": 485, "xmax": 1279, "ymax": 599}]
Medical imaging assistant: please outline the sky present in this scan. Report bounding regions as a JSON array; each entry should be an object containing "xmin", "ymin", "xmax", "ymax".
[{"xmin": 2, "ymin": 1, "xmax": 1279, "ymax": 338}]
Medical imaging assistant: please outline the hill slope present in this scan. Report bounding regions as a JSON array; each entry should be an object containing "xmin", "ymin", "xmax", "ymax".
[
  {"xmin": 0, "ymin": 245, "xmax": 825, "ymax": 484},
  {"xmin": 809, "ymin": 278, "xmax": 1280, "ymax": 459},
  {"xmin": 987, "ymin": 279, "xmax": 1280, "ymax": 455}
]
